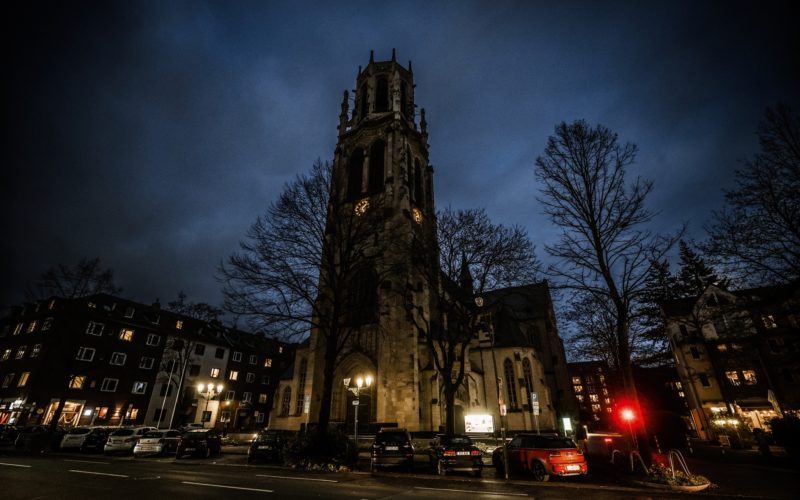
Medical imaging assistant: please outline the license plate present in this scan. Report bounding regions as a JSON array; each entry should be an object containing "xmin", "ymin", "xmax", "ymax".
[
  {"xmin": 566, "ymin": 464, "xmax": 581, "ymax": 471},
  {"xmin": 456, "ymin": 451, "xmax": 470, "ymax": 456},
  {"xmin": 385, "ymin": 446, "xmax": 398, "ymax": 451},
  {"xmin": 184, "ymin": 447, "xmax": 195, "ymax": 451}
]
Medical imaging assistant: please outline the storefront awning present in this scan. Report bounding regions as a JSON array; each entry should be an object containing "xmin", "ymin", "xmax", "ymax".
[{"xmin": 735, "ymin": 397, "xmax": 771, "ymax": 410}]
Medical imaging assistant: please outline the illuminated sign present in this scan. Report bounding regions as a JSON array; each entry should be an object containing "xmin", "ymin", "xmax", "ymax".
[{"xmin": 464, "ymin": 414, "xmax": 494, "ymax": 433}]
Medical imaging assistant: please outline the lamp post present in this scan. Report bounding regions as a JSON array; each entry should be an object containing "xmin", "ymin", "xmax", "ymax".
[
  {"xmin": 196, "ymin": 383, "xmax": 224, "ymax": 428},
  {"xmin": 344, "ymin": 374, "xmax": 373, "ymax": 449}
]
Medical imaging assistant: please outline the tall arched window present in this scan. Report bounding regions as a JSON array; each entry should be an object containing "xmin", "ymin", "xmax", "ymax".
[
  {"xmin": 413, "ymin": 159, "xmax": 423, "ymax": 205},
  {"xmin": 359, "ymin": 84, "xmax": 368, "ymax": 119},
  {"xmin": 522, "ymin": 358, "xmax": 534, "ymax": 404},
  {"xmin": 504, "ymin": 358, "xmax": 518, "ymax": 409},
  {"xmin": 295, "ymin": 359, "xmax": 307, "ymax": 415},
  {"xmin": 280, "ymin": 387, "xmax": 291, "ymax": 416},
  {"xmin": 375, "ymin": 77, "xmax": 389, "ymax": 112},
  {"xmin": 347, "ymin": 148, "xmax": 365, "ymax": 200},
  {"xmin": 368, "ymin": 140, "xmax": 385, "ymax": 193}
]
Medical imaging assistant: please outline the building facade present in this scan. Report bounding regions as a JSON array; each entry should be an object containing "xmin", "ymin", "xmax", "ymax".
[
  {"xmin": 661, "ymin": 282, "xmax": 800, "ymax": 440},
  {"xmin": 0, "ymin": 294, "xmax": 290, "ymax": 432},
  {"xmin": 270, "ymin": 51, "xmax": 577, "ymax": 435}
]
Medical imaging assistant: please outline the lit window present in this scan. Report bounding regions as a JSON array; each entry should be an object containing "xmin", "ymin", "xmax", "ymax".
[
  {"xmin": 176, "ymin": 320, "xmax": 183, "ymax": 330},
  {"xmin": 88, "ymin": 301, "xmax": 97, "ymax": 309},
  {"xmin": 232, "ymin": 351, "xmax": 242, "ymax": 362},
  {"xmin": 18, "ymin": 372, "xmax": 30, "ymax": 387},
  {"xmin": 602, "ymin": 388, "xmax": 608, "ymax": 395},
  {"xmin": 15, "ymin": 346, "xmax": 26, "ymax": 359},
  {"xmin": 678, "ymin": 391, "xmax": 686, "ymax": 398},
  {"xmin": 246, "ymin": 373, "xmax": 255, "ymax": 383},
  {"xmin": 30, "ymin": 344, "xmax": 42, "ymax": 358},
  {"xmin": 109, "ymin": 352, "xmax": 127, "ymax": 366},
  {"xmin": 139, "ymin": 357, "xmax": 154, "ymax": 369},
  {"xmin": 1, "ymin": 349, "xmax": 10, "ymax": 361},
  {"xmin": 676, "ymin": 381, "xmax": 682, "ymax": 389},
  {"xmin": 598, "ymin": 375, "xmax": 605, "ymax": 383},
  {"xmin": 589, "ymin": 394, "xmax": 599, "ymax": 403},
  {"xmin": 146, "ymin": 334, "xmax": 161, "ymax": 346},
  {"xmin": 249, "ymin": 355, "xmax": 257, "ymax": 365},
  {"xmin": 717, "ymin": 343, "xmax": 728, "ymax": 352},
  {"xmin": 86, "ymin": 321, "xmax": 104, "ymax": 336},
  {"xmin": 606, "ymin": 407, "xmax": 612, "ymax": 413},
  {"xmin": 2, "ymin": 373, "xmax": 15, "ymax": 388},
  {"xmin": 210, "ymin": 368, "xmax": 220, "ymax": 378},
  {"xmin": 42, "ymin": 318, "xmax": 53, "ymax": 331},
  {"xmin": 604, "ymin": 398, "xmax": 611, "ymax": 404},
  {"xmin": 264, "ymin": 358, "xmax": 273, "ymax": 368},
  {"xmin": 26, "ymin": 321, "xmax": 38, "ymax": 333},
  {"xmin": 131, "ymin": 381, "xmax": 147, "ymax": 394},
  {"xmin": 119, "ymin": 328, "xmax": 134, "ymax": 341},
  {"xmin": 13, "ymin": 323, "xmax": 23, "ymax": 335},
  {"xmin": 731, "ymin": 343, "xmax": 743, "ymax": 351},
  {"xmin": 571, "ymin": 376, "xmax": 581, "ymax": 385},
  {"xmin": 762, "ymin": 315, "xmax": 777, "ymax": 329},
  {"xmin": 278, "ymin": 346, "xmax": 283, "ymax": 354},
  {"xmin": 259, "ymin": 393, "xmax": 268, "ymax": 404},
  {"xmin": 124, "ymin": 307, "xmax": 135, "ymax": 318},
  {"xmin": 742, "ymin": 370, "xmax": 757, "ymax": 385},
  {"xmin": 725, "ymin": 371, "xmax": 740, "ymax": 386},
  {"xmin": 76, "ymin": 347, "xmax": 96, "ymax": 361},
  {"xmin": 69, "ymin": 375, "xmax": 86, "ymax": 389},
  {"xmin": 100, "ymin": 378, "xmax": 119, "ymax": 392},
  {"xmin": 576, "ymin": 394, "xmax": 584, "ymax": 402},
  {"xmin": 591, "ymin": 404, "xmax": 601, "ymax": 412},
  {"xmin": 229, "ymin": 371, "xmax": 239, "ymax": 381},
  {"xmin": 243, "ymin": 392, "xmax": 252, "ymax": 402}
]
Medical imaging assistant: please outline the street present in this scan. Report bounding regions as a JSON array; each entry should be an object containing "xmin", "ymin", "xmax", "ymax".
[{"xmin": 2, "ymin": 449, "xmax": 798, "ymax": 500}]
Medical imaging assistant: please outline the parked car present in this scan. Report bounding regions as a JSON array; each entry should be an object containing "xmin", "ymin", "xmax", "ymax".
[
  {"xmin": 492, "ymin": 433, "xmax": 588, "ymax": 481},
  {"xmin": 0, "ymin": 424, "xmax": 19, "ymax": 444},
  {"xmin": 60, "ymin": 427, "xmax": 96, "ymax": 450},
  {"xmin": 428, "ymin": 433, "xmax": 483, "ymax": 477},
  {"xmin": 80, "ymin": 427, "xmax": 112, "ymax": 453},
  {"xmin": 370, "ymin": 428, "xmax": 414, "ymax": 471},
  {"xmin": 134, "ymin": 429, "xmax": 182, "ymax": 457},
  {"xmin": 176, "ymin": 428, "xmax": 222, "ymax": 458},
  {"xmin": 247, "ymin": 430, "xmax": 290, "ymax": 463},
  {"xmin": 14, "ymin": 425, "xmax": 66, "ymax": 453},
  {"xmin": 104, "ymin": 427, "xmax": 155, "ymax": 454},
  {"xmin": 178, "ymin": 423, "xmax": 204, "ymax": 433}
]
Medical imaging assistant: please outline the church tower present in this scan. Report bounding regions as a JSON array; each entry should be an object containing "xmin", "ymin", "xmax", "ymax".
[{"xmin": 304, "ymin": 50, "xmax": 438, "ymax": 431}]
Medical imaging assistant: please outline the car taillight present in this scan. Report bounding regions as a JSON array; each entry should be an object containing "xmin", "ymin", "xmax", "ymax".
[
  {"xmin": 603, "ymin": 438, "xmax": 613, "ymax": 444},
  {"xmin": 443, "ymin": 450, "xmax": 456, "ymax": 456},
  {"xmin": 471, "ymin": 450, "xmax": 481, "ymax": 456}
]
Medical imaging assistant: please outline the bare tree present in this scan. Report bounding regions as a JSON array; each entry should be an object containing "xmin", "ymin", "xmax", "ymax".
[
  {"xmin": 167, "ymin": 291, "xmax": 224, "ymax": 323},
  {"xmin": 26, "ymin": 256, "xmax": 121, "ymax": 300},
  {"xmin": 218, "ymin": 160, "xmax": 381, "ymax": 434},
  {"xmin": 405, "ymin": 208, "xmax": 540, "ymax": 435},
  {"xmin": 704, "ymin": 104, "xmax": 800, "ymax": 285},
  {"xmin": 535, "ymin": 120, "xmax": 681, "ymax": 456}
]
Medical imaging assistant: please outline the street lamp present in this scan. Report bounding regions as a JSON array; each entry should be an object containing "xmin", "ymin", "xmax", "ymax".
[
  {"xmin": 196, "ymin": 382, "xmax": 224, "ymax": 428},
  {"xmin": 344, "ymin": 374, "xmax": 373, "ymax": 448}
]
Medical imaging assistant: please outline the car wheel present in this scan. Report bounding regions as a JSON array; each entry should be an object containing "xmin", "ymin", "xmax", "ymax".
[
  {"xmin": 531, "ymin": 461, "xmax": 549, "ymax": 482},
  {"xmin": 437, "ymin": 460, "xmax": 446, "ymax": 476}
]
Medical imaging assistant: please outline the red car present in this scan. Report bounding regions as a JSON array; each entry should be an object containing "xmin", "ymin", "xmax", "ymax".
[{"xmin": 492, "ymin": 434, "xmax": 587, "ymax": 481}]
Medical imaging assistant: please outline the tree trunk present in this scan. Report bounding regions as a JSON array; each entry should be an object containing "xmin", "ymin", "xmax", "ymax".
[
  {"xmin": 617, "ymin": 314, "xmax": 652, "ymax": 464},
  {"xmin": 443, "ymin": 383, "xmax": 457, "ymax": 435},
  {"xmin": 48, "ymin": 397, "xmax": 67, "ymax": 432},
  {"xmin": 316, "ymin": 336, "xmax": 339, "ymax": 436}
]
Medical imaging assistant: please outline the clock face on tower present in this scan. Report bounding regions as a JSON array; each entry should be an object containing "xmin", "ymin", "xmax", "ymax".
[
  {"xmin": 412, "ymin": 207, "xmax": 423, "ymax": 224},
  {"xmin": 354, "ymin": 198, "xmax": 370, "ymax": 216}
]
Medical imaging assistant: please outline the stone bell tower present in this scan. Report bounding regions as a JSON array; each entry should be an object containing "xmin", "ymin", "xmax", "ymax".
[{"xmin": 306, "ymin": 49, "xmax": 439, "ymax": 431}]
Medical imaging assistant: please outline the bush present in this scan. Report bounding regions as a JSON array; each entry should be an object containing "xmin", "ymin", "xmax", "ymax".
[
  {"xmin": 283, "ymin": 427, "xmax": 357, "ymax": 471},
  {"xmin": 646, "ymin": 463, "xmax": 709, "ymax": 487}
]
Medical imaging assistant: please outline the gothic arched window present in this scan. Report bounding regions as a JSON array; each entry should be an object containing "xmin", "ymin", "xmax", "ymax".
[
  {"xmin": 347, "ymin": 148, "xmax": 365, "ymax": 200},
  {"xmin": 348, "ymin": 267, "xmax": 378, "ymax": 325},
  {"xmin": 522, "ymin": 358, "xmax": 534, "ymax": 403},
  {"xmin": 359, "ymin": 84, "xmax": 368, "ymax": 119},
  {"xmin": 504, "ymin": 358, "xmax": 518, "ymax": 409},
  {"xmin": 295, "ymin": 359, "xmax": 307, "ymax": 415},
  {"xmin": 375, "ymin": 77, "xmax": 389, "ymax": 112},
  {"xmin": 368, "ymin": 140, "xmax": 385, "ymax": 193},
  {"xmin": 280, "ymin": 387, "xmax": 291, "ymax": 416}
]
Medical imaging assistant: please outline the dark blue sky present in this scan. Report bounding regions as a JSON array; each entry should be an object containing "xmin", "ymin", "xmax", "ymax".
[{"xmin": 3, "ymin": 0, "xmax": 798, "ymax": 310}]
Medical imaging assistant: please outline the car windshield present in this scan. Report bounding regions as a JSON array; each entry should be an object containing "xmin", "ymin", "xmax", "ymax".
[
  {"xmin": 68, "ymin": 428, "xmax": 92, "ymax": 435},
  {"xmin": 143, "ymin": 431, "xmax": 166, "ymax": 438},
  {"xmin": 526, "ymin": 436, "xmax": 576, "ymax": 449},
  {"xmin": 442, "ymin": 435, "xmax": 472, "ymax": 445},
  {"xmin": 256, "ymin": 433, "xmax": 280, "ymax": 442},
  {"xmin": 183, "ymin": 431, "xmax": 210, "ymax": 440},
  {"xmin": 377, "ymin": 432, "xmax": 408, "ymax": 445},
  {"xmin": 110, "ymin": 429, "xmax": 135, "ymax": 437}
]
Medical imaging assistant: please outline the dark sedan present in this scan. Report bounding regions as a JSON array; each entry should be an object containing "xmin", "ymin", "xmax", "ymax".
[
  {"xmin": 247, "ymin": 430, "xmax": 290, "ymax": 463},
  {"xmin": 80, "ymin": 427, "xmax": 112, "ymax": 453},
  {"xmin": 428, "ymin": 434, "xmax": 483, "ymax": 477},
  {"xmin": 14, "ymin": 425, "xmax": 65, "ymax": 453},
  {"xmin": 176, "ymin": 428, "xmax": 222, "ymax": 458}
]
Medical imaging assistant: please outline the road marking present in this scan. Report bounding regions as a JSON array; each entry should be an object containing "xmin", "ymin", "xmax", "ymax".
[
  {"xmin": 182, "ymin": 481, "xmax": 273, "ymax": 493},
  {"xmin": 414, "ymin": 486, "xmax": 527, "ymax": 497},
  {"xmin": 256, "ymin": 474, "xmax": 338, "ymax": 483},
  {"xmin": 63, "ymin": 459, "xmax": 110, "ymax": 465},
  {"xmin": 69, "ymin": 470, "xmax": 129, "ymax": 478},
  {"xmin": 0, "ymin": 462, "xmax": 31, "ymax": 468}
]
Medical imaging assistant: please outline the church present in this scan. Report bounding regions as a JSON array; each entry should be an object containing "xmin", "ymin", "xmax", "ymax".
[{"xmin": 269, "ymin": 51, "xmax": 577, "ymax": 435}]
